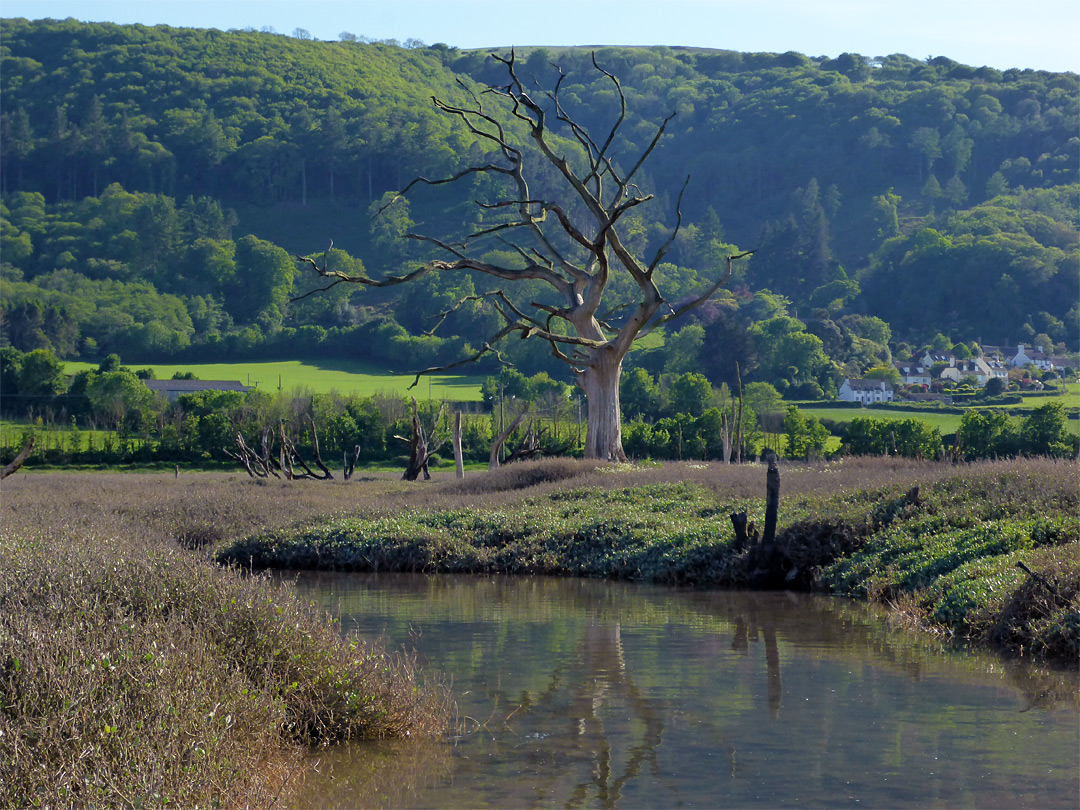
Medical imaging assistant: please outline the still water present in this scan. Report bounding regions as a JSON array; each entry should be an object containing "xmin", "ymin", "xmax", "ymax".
[{"xmin": 288, "ymin": 573, "xmax": 1079, "ymax": 809}]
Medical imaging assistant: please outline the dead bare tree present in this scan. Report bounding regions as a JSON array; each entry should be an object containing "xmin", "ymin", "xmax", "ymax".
[
  {"xmin": 395, "ymin": 398, "xmax": 448, "ymax": 480},
  {"xmin": 225, "ymin": 429, "xmax": 280, "ymax": 478},
  {"xmin": 488, "ymin": 403, "xmax": 529, "ymax": 470},
  {"xmin": 505, "ymin": 418, "xmax": 575, "ymax": 465},
  {"xmin": 343, "ymin": 445, "xmax": 363, "ymax": 480},
  {"xmin": 225, "ymin": 415, "xmax": 333, "ymax": 480},
  {"xmin": 452, "ymin": 412, "xmax": 464, "ymax": 479},
  {"xmin": 280, "ymin": 415, "xmax": 334, "ymax": 480},
  {"xmin": 297, "ymin": 51, "xmax": 751, "ymax": 461}
]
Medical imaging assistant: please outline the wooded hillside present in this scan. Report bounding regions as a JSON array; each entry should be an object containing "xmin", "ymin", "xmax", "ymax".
[{"xmin": 2, "ymin": 18, "xmax": 1077, "ymax": 386}]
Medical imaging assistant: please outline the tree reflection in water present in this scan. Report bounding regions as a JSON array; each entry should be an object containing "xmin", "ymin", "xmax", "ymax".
[{"xmin": 545, "ymin": 622, "xmax": 671, "ymax": 808}]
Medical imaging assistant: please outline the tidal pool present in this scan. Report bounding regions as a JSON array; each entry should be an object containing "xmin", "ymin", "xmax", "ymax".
[{"xmin": 287, "ymin": 573, "xmax": 1079, "ymax": 809}]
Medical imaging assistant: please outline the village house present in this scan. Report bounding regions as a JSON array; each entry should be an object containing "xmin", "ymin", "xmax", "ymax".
[
  {"xmin": 981, "ymin": 343, "xmax": 1067, "ymax": 372},
  {"xmin": 1010, "ymin": 343, "xmax": 1056, "ymax": 371},
  {"xmin": 144, "ymin": 379, "xmax": 252, "ymax": 402},
  {"xmin": 939, "ymin": 357, "xmax": 1007, "ymax": 386},
  {"xmin": 919, "ymin": 351, "xmax": 1008, "ymax": 387},
  {"xmin": 894, "ymin": 363, "xmax": 932, "ymax": 386},
  {"xmin": 920, "ymin": 351, "xmax": 957, "ymax": 368},
  {"xmin": 838, "ymin": 378, "xmax": 895, "ymax": 405}
]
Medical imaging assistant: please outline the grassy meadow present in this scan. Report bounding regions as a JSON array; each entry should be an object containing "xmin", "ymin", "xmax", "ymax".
[
  {"xmin": 799, "ymin": 385, "xmax": 1080, "ymax": 438},
  {"xmin": 64, "ymin": 358, "xmax": 487, "ymax": 400},
  {"xmin": 800, "ymin": 406, "xmax": 967, "ymax": 433}
]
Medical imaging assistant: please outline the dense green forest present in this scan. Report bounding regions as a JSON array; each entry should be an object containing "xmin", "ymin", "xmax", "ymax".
[{"xmin": 1, "ymin": 18, "xmax": 1077, "ymax": 395}]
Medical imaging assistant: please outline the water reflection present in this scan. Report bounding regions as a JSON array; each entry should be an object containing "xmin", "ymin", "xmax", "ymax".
[{"xmin": 287, "ymin": 574, "xmax": 1079, "ymax": 809}]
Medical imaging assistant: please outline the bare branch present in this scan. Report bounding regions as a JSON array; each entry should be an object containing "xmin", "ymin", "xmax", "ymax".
[
  {"xmin": 653, "ymin": 250, "xmax": 755, "ymax": 327},
  {"xmin": 304, "ymin": 414, "xmax": 334, "ymax": 479},
  {"xmin": 294, "ymin": 245, "xmax": 438, "ymax": 289},
  {"xmin": 647, "ymin": 175, "xmax": 692, "ymax": 275},
  {"xmin": 291, "ymin": 277, "xmax": 348, "ymax": 302},
  {"xmin": 405, "ymin": 329, "xmax": 520, "ymax": 389},
  {"xmin": 1, "ymin": 437, "xmax": 35, "ymax": 480},
  {"xmin": 612, "ymin": 110, "xmax": 678, "ymax": 207},
  {"xmin": 376, "ymin": 162, "xmax": 514, "ymax": 217}
]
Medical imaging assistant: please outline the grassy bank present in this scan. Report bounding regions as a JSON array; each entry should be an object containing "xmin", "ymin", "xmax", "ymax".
[
  {"xmin": 219, "ymin": 458, "xmax": 1079, "ymax": 667},
  {"xmin": 0, "ymin": 474, "xmax": 450, "ymax": 808}
]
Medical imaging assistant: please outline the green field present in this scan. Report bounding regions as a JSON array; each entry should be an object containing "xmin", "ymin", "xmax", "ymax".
[
  {"xmin": 64, "ymin": 359, "xmax": 487, "ymax": 401},
  {"xmin": 801, "ymin": 400, "xmax": 1079, "ymax": 437},
  {"xmin": 800, "ymin": 407, "xmax": 967, "ymax": 434}
]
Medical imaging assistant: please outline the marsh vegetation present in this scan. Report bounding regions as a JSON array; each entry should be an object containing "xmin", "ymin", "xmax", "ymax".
[{"xmin": 1, "ymin": 456, "xmax": 1076, "ymax": 805}]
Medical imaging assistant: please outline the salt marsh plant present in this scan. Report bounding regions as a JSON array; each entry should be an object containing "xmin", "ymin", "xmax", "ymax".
[{"xmin": 0, "ymin": 473, "xmax": 449, "ymax": 807}]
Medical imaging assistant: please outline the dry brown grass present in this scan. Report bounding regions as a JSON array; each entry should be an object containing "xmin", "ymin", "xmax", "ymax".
[{"xmin": 0, "ymin": 471, "xmax": 450, "ymax": 808}]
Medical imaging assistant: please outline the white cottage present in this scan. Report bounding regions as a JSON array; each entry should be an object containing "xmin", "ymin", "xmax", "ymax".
[
  {"xmin": 939, "ymin": 357, "xmax": 1002, "ymax": 386},
  {"xmin": 1011, "ymin": 344, "xmax": 1055, "ymax": 371},
  {"xmin": 838, "ymin": 379, "xmax": 895, "ymax": 404}
]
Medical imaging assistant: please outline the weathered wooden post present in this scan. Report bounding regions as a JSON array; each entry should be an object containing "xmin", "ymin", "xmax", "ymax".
[
  {"xmin": 763, "ymin": 454, "xmax": 779, "ymax": 546},
  {"xmin": 453, "ymin": 412, "xmax": 464, "ymax": 479},
  {"xmin": 731, "ymin": 453, "xmax": 789, "ymax": 588}
]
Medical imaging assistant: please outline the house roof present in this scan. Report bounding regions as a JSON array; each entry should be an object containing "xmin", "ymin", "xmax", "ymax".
[
  {"xmin": 923, "ymin": 352, "xmax": 956, "ymax": 363},
  {"xmin": 895, "ymin": 364, "xmax": 930, "ymax": 375},
  {"xmin": 843, "ymin": 378, "xmax": 889, "ymax": 390},
  {"xmin": 144, "ymin": 380, "xmax": 250, "ymax": 393}
]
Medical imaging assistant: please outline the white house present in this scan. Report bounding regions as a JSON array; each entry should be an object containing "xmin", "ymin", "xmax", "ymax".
[
  {"xmin": 838, "ymin": 378, "xmax": 895, "ymax": 404},
  {"xmin": 939, "ymin": 357, "xmax": 1003, "ymax": 387},
  {"xmin": 1011, "ymin": 344, "xmax": 1055, "ymax": 371}
]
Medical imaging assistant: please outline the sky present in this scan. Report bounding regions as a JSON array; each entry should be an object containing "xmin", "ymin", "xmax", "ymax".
[{"xmin": 1, "ymin": 0, "xmax": 1077, "ymax": 74}]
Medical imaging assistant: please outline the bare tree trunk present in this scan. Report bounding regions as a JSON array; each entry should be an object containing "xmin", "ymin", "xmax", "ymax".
[
  {"xmin": 304, "ymin": 415, "xmax": 334, "ymax": 479},
  {"xmin": 578, "ymin": 353, "xmax": 626, "ymax": 462},
  {"xmin": 721, "ymin": 411, "xmax": 732, "ymax": 465},
  {"xmin": 402, "ymin": 402, "xmax": 428, "ymax": 481},
  {"xmin": 343, "ymin": 445, "xmax": 361, "ymax": 480},
  {"xmin": 398, "ymin": 398, "xmax": 448, "ymax": 481},
  {"xmin": 279, "ymin": 422, "xmax": 293, "ymax": 479},
  {"xmin": 453, "ymin": 412, "xmax": 464, "ymax": 479},
  {"xmin": 735, "ymin": 361, "xmax": 745, "ymax": 464}
]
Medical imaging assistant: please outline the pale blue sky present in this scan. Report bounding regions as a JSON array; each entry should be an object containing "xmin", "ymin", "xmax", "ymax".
[{"xmin": 1, "ymin": 0, "xmax": 1077, "ymax": 73}]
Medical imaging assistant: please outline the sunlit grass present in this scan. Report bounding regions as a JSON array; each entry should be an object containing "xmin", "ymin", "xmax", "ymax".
[
  {"xmin": 800, "ymin": 407, "xmax": 967, "ymax": 433},
  {"xmin": 63, "ymin": 358, "xmax": 486, "ymax": 400},
  {"xmin": 802, "ymin": 404, "xmax": 1080, "ymax": 437}
]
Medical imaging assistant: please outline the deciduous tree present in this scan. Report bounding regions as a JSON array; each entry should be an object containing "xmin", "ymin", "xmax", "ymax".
[{"xmin": 299, "ymin": 52, "xmax": 751, "ymax": 460}]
